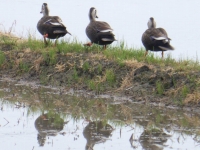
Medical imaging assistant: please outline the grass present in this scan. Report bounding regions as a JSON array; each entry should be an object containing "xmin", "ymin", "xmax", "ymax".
[
  {"xmin": 97, "ymin": 64, "xmax": 103, "ymax": 74},
  {"xmin": 0, "ymin": 51, "xmax": 5, "ymax": 66},
  {"xmin": 83, "ymin": 61, "xmax": 90, "ymax": 72},
  {"xmin": 72, "ymin": 67, "xmax": 79, "ymax": 81},
  {"xmin": 156, "ymin": 81, "xmax": 164, "ymax": 95},
  {"xmin": 2, "ymin": 33, "xmax": 200, "ymax": 72},
  {"xmin": 19, "ymin": 61, "xmax": 29, "ymax": 73},
  {"xmin": 105, "ymin": 69, "xmax": 116, "ymax": 86}
]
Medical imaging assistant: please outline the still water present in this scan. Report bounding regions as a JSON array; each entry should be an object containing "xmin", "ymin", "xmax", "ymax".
[
  {"xmin": 0, "ymin": 79, "xmax": 200, "ymax": 150},
  {"xmin": 1, "ymin": 0, "xmax": 200, "ymax": 60}
]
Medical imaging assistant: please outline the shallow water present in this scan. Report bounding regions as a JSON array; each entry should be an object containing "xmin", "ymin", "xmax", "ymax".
[
  {"xmin": 0, "ymin": 79, "xmax": 200, "ymax": 150},
  {"xmin": 1, "ymin": 0, "xmax": 200, "ymax": 60}
]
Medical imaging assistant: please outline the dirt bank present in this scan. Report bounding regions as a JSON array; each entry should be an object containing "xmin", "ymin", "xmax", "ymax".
[{"xmin": 0, "ymin": 33, "xmax": 200, "ymax": 108}]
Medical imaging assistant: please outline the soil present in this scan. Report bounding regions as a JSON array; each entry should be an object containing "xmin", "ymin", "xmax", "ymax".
[{"xmin": 0, "ymin": 35, "xmax": 200, "ymax": 109}]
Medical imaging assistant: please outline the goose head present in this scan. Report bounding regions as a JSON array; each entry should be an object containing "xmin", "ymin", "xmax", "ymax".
[
  {"xmin": 40, "ymin": 3, "xmax": 49, "ymax": 16},
  {"xmin": 89, "ymin": 7, "xmax": 98, "ymax": 21},
  {"xmin": 147, "ymin": 17, "xmax": 156, "ymax": 29}
]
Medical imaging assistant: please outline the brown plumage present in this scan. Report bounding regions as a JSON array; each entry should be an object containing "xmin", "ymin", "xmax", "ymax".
[
  {"xmin": 37, "ymin": 3, "xmax": 71, "ymax": 46},
  {"xmin": 142, "ymin": 17, "xmax": 174, "ymax": 58},
  {"xmin": 85, "ymin": 7, "xmax": 116, "ymax": 49}
]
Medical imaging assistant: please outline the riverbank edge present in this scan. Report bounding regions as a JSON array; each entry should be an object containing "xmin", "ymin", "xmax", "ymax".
[{"xmin": 0, "ymin": 32, "xmax": 200, "ymax": 110}]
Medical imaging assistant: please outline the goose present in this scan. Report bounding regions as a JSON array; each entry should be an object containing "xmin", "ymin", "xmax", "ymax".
[
  {"xmin": 37, "ymin": 3, "xmax": 71, "ymax": 46},
  {"xmin": 142, "ymin": 17, "xmax": 174, "ymax": 58},
  {"xmin": 85, "ymin": 7, "xmax": 116, "ymax": 49}
]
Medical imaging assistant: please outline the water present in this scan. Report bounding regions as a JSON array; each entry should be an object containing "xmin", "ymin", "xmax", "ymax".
[
  {"xmin": 0, "ymin": 79, "xmax": 200, "ymax": 150},
  {"xmin": 1, "ymin": 0, "xmax": 200, "ymax": 60}
]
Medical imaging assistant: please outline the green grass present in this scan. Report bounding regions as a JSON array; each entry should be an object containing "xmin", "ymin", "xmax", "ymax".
[
  {"xmin": 181, "ymin": 85, "xmax": 190, "ymax": 98},
  {"xmin": 87, "ymin": 79, "xmax": 103, "ymax": 93},
  {"xmin": 97, "ymin": 64, "xmax": 102, "ymax": 73},
  {"xmin": 156, "ymin": 81, "xmax": 164, "ymax": 95},
  {"xmin": 83, "ymin": 61, "xmax": 90, "ymax": 72},
  {"xmin": 41, "ymin": 48, "xmax": 57, "ymax": 65},
  {"xmin": 72, "ymin": 67, "xmax": 79, "ymax": 81},
  {"xmin": 18, "ymin": 35, "xmax": 45, "ymax": 51},
  {"xmin": 0, "ymin": 51, "xmax": 5, "ymax": 66},
  {"xmin": 19, "ymin": 61, "xmax": 29, "ymax": 73},
  {"xmin": 0, "ymin": 34, "xmax": 17, "ymax": 46},
  {"xmin": 3, "ymin": 34, "xmax": 199, "ymax": 73},
  {"xmin": 105, "ymin": 69, "xmax": 116, "ymax": 86},
  {"xmin": 87, "ymin": 80, "xmax": 96, "ymax": 90}
]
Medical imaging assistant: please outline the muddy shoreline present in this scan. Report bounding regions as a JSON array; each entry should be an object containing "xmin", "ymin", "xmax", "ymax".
[{"xmin": 0, "ymin": 44, "xmax": 200, "ymax": 111}]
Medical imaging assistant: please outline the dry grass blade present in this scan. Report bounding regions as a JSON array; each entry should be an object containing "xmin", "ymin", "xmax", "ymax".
[
  {"xmin": 34, "ymin": 56, "xmax": 43, "ymax": 72},
  {"xmin": 55, "ymin": 63, "xmax": 65, "ymax": 72}
]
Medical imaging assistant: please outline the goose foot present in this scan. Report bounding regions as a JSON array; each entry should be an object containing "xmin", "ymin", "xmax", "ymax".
[{"xmin": 84, "ymin": 42, "xmax": 93, "ymax": 46}]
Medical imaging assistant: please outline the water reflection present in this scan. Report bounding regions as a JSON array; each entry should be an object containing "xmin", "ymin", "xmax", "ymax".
[
  {"xmin": 1, "ymin": 79, "xmax": 200, "ymax": 149},
  {"xmin": 34, "ymin": 112, "xmax": 65, "ymax": 146},
  {"xmin": 83, "ymin": 121, "xmax": 113, "ymax": 150},
  {"xmin": 138, "ymin": 129, "xmax": 170, "ymax": 150}
]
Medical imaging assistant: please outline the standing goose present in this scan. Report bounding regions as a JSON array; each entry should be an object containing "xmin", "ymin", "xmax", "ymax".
[
  {"xmin": 142, "ymin": 17, "xmax": 174, "ymax": 58},
  {"xmin": 85, "ymin": 7, "xmax": 116, "ymax": 49},
  {"xmin": 37, "ymin": 3, "xmax": 71, "ymax": 46}
]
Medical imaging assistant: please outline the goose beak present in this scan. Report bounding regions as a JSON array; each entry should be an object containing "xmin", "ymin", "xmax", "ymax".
[
  {"xmin": 40, "ymin": 11, "xmax": 42, "ymax": 13},
  {"xmin": 96, "ymin": 16, "xmax": 98, "ymax": 18}
]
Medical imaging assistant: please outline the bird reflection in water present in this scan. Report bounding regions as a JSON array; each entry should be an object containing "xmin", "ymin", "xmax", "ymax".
[
  {"xmin": 83, "ymin": 121, "xmax": 114, "ymax": 150},
  {"xmin": 34, "ymin": 113, "xmax": 65, "ymax": 146}
]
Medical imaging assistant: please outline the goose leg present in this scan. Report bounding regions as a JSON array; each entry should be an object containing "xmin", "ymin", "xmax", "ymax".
[
  {"xmin": 43, "ymin": 34, "xmax": 48, "ymax": 45},
  {"xmin": 103, "ymin": 45, "xmax": 107, "ymax": 50},
  {"xmin": 161, "ymin": 51, "xmax": 164, "ymax": 58},
  {"xmin": 144, "ymin": 50, "xmax": 148, "ymax": 57}
]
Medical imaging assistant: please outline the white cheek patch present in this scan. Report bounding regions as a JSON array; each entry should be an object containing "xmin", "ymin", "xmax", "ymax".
[{"xmin": 92, "ymin": 9, "xmax": 97, "ymax": 18}]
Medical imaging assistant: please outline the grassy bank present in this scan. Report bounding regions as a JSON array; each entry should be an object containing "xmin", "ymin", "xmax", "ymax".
[{"xmin": 0, "ymin": 32, "xmax": 200, "ymax": 107}]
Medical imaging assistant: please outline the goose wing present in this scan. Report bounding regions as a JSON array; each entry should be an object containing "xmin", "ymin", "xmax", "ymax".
[
  {"xmin": 93, "ymin": 21, "xmax": 113, "ymax": 33},
  {"xmin": 43, "ymin": 16, "xmax": 65, "ymax": 27}
]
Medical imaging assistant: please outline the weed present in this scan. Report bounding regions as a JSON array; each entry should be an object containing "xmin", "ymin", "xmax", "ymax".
[
  {"xmin": 19, "ymin": 61, "xmax": 29, "ymax": 72},
  {"xmin": 97, "ymin": 64, "xmax": 102, "ymax": 74},
  {"xmin": 156, "ymin": 81, "xmax": 164, "ymax": 95},
  {"xmin": 88, "ymin": 80, "xmax": 96, "ymax": 90},
  {"xmin": 83, "ymin": 61, "xmax": 90, "ymax": 72},
  {"xmin": 57, "ymin": 38, "xmax": 85, "ymax": 54},
  {"xmin": 42, "ymin": 48, "xmax": 57, "ymax": 65},
  {"xmin": 19, "ymin": 34, "xmax": 44, "ymax": 51},
  {"xmin": 39, "ymin": 72, "xmax": 48, "ymax": 85},
  {"xmin": 87, "ymin": 79, "xmax": 103, "ymax": 93},
  {"xmin": 0, "ymin": 51, "xmax": 5, "ymax": 66},
  {"xmin": 181, "ymin": 85, "xmax": 189, "ymax": 98},
  {"xmin": 105, "ymin": 69, "xmax": 116, "ymax": 85},
  {"xmin": 73, "ymin": 67, "xmax": 79, "ymax": 81},
  {"xmin": 48, "ymin": 48, "xmax": 57, "ymax": 65}
]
